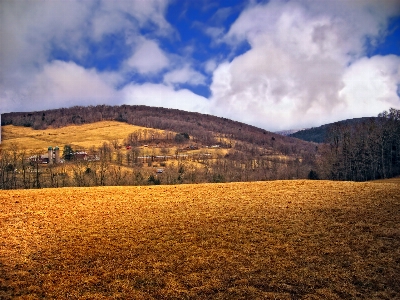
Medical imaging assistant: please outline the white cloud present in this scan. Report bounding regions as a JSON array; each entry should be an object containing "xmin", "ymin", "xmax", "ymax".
[
  {"xmin": 164, "ymin": 65, "xmax": 206, "ymax": 86},
  {"xmin": 1, "ymin": 0, "xmax": 400, "ymax": 134},
  {"xmin": 100, "ymin": 0, "xmax": 171, "ymax": 34},
  {"xmin": 339, "ymin": 55, "xmax": 400, "ymax": 119},
  {"xmin": 0, "ymin": 0, "xmax": 173, "ymax": 113},
  {"xmin": 204, "ymin": 26, "xmax": 225, "ymax": 40},
  {"xmin": 121, "ymin": 83, "xmax": 210, "ymax": 113},
  {"xmin": 127, "ymin": 39, "xmax": 169, "ymax": 74},
  {"xmin": 0, "ymin": 0, "xmax": 90, "ymax": 80},
  {"xmin": 0, "ymin": 61, "xmax": 118, "ymax": 113},
  {"xmin": 204, "ymin": 59, "xmax": 217, "ymax": 74},
  {"xmin": 210, "ymin": 0, "xmax": 400, "ymax": 131},
  {"xmin": 91, "ymin": 0, "xmax": 171, "ymax": 40}
]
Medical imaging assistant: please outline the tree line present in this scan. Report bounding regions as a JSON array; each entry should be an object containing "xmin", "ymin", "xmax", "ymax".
[{"xmin": 316, "ymin": 108, "xmax": 400, "ymax": 181}]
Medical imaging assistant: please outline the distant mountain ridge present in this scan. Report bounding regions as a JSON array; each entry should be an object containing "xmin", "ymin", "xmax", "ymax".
[
  {"xmin": 288, "ymin": 117, "xmax": 377, "ymax": 143},
  {"xmin": 275, "ymin": 129, "xmax": 306, "ymax": 136}
]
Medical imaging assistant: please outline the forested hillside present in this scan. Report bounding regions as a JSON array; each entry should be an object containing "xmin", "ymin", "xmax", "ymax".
[
  {"xmin": 316, "ymin": 109, "xmax": 400, "ymax": 181},
  {"xmin": 2, "ymin": 105, "xmax": 313, "ymax": 155},
  {"xmin": 289, "ymin": 117, "xmax": 376, "ymax": 143}
]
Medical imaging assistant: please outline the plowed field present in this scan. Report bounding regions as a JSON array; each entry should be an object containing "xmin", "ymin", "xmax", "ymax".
[{"xmin": 1, "ymin": 180, "xmax": 399, "ymax": 299}]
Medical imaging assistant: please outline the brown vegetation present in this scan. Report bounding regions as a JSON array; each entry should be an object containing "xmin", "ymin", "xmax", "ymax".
[{"xmin": 1, "ymin": 180, "xmax": 399, "ymax": 299}]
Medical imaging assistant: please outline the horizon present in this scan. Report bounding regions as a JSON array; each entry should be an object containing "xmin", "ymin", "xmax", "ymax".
[{"xmin": 1, "ymin": 0, "xmax": 400, "ymax": 131}]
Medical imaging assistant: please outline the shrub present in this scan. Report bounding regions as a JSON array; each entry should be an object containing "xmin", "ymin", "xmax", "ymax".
[
  {"xmin": 212, "ymin": 174, "xmax": 225, "ymax": 183},
  {"xmin": 175, "ymin": 133, "xmax": 190, "ymax": 143},
  {"xmin": 148, "ymin": 175, "xmax": 161, "ymax": 185},
  {"xmin": 308, "ymin": 170, "xmax": 319, "ymax": 180}
]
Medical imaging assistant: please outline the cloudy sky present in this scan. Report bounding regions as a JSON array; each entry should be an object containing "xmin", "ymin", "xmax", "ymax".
[{"xmin": 1, "ymin": 0, "xmax": 400, "ymax": 131}]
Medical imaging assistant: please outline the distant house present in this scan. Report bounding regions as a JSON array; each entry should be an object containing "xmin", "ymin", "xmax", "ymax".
[
  {"xmin": 28, "ymin": 154, "xmax": 49, "ymax": 164},
  {"xmin": 85, "ymin": 154, "xmax": 100, "ymax": 161},
  {"xmin": 74, "ymin": 151, "xmax": 88, "ymax": 160}
]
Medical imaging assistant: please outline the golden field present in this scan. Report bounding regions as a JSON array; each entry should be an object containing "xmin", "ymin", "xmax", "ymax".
[
  {"xmin": 1, "ymin": 180, "xmax": 399, "ymax": 299},
  {"xmin": 1, "ymin": 121, "xmax": 231, "ymax": 161},
  {"xmin": 1, "ymin": 121, "xmax": 153, "ymax": 150}
]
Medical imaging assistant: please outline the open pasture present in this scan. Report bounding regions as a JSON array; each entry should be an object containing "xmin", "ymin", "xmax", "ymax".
[
  {"xmin": 1, "ymin": 121, "xmax": 151, "ymax": 150},
  {"xmin": 1, "ymin": 180, "xmax": 399, "ymax": 299}
]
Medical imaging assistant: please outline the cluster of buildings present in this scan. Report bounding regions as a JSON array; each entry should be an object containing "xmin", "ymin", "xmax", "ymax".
[
  {"xmin": 28, "ymin": 146, "xmax": 62, "ymax": 164},
  {"xmin": 28, "ymin": 147, "xmax": 99, "ymax": 164}
]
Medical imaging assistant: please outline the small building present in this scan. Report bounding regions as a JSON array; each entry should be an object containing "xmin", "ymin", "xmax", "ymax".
[
  {"xmin": 28, "ymin": 154, "xmax": 49, "ymax": 164},
  {"xmin": 28, "ymin": 146, "xmax": 62, "ymax": 164},
  {"xmin": 74, "ymin": 151, "xmax": 88, "ymax": 160}
]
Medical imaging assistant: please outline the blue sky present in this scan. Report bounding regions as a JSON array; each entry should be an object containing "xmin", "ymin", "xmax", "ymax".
[{"xmin": 1, "ymin": 0, "xmax": 400, "ymax": 131}]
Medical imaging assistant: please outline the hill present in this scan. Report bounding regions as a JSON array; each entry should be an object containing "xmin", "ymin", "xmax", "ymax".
[
  {"xmin": 2, "ymin": 106, "xmax": 399, "ymax": 185},
  {"xmin": 1, "ymin": 104, "xmax": 313, "ymax": 153},
  {"xmin": 1, "ymin": 180, "xmax": 399, "ymax": 299},
  {"xmin": 0, "ymin": 120, "xmax": 150, "ymax": 150},
  {"xmin": 288, "ymin": 117, "xmax": 377, "ymax": 143},
  {"xmin": 0, "ymin": 105, "xmax": 319, "ymax": 189}
]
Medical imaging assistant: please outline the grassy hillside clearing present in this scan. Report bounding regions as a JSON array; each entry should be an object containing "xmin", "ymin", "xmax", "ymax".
[
  {"xmin": 1, "ymin": 121, "xmax": 157, "ymax": 150},
  {"xmin": 1, "ymin": 121, "xmax": 260, "ymax": 161},
  {"xmin": 1, "ymin": 180, "xmax": 399, "ymax": 299}
]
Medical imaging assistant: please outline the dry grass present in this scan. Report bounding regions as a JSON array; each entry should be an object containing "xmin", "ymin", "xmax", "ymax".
[
  {"xmin": 371, "ymin": 176, "xmax": 400, "ymax": 184},
  {"xmin": 1, "ymin": 180, "xmax": 399, "ymax": 299},
  {"xmin": 1, "ymin": 121, "xmax": 154, "ymax": 150}
]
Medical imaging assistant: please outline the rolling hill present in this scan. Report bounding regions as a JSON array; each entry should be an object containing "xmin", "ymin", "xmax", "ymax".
[
  {"xmin": 1, "ymin": 105, "xmax": 314, "ymax": 153},
  {"xmin": 0, "ymin": 106, "xmax": 320, "ymax": 189}
]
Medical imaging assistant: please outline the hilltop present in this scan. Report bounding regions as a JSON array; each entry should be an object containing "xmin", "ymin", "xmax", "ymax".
[{"xmin": 1, "ymin": 120, "xmax": 153, "ymax": 150}]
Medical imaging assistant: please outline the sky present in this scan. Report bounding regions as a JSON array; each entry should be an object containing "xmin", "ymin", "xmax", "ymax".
[{"xmin": 1, "ymin": 0, "xmax": 400, "ymax": 131}]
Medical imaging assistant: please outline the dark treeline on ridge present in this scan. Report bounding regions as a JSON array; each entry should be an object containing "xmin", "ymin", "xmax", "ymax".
[
  {"xmin": 316, "ymin": 109, "xmax": 400, "ymax": 181},
  {"xmin": 289, "ymin": 117, "xmax": 377, "ymax": 143}
]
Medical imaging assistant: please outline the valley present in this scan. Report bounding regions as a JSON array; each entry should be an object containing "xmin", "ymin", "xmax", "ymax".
[{"xmin": 0, "ymin": 117, "xmax": 315, "ymax": 189}]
